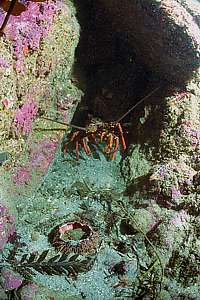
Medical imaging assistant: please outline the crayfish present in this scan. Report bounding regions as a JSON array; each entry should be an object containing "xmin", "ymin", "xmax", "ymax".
[
  {"xmin": 62, "ymin": 117, "xmax": 127, "ymax": 161},
  {"xmin": 41, "ymin": 87, "xmax": 160, "ymax": 161}
]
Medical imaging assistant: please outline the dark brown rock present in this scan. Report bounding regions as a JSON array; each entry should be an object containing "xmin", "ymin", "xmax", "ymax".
[{"xmin": 97, "ymin": 0, "xmax": 200, "ymax": 84}]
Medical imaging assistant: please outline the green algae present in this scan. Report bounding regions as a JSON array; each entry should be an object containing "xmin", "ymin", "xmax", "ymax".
[{"xmin": 7, "ymin": 140, "xmax": 164, "ymax": 299}]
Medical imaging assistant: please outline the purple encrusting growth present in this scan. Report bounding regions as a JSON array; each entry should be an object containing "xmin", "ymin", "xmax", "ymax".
[
  {"xmin": 12, "ymin": 138, "xmax": 58, "ymax": 185},
  {"xmin": 29, "ymin": 138, "xmax": 58, "ymax": 172},
  {"xmin": 170, "ymin": 210, "xmax": 189, "ymax": 229},
  {"xmin": 0, "ymin": 58, "xmax": 10, "ymax": 68},
  {"xmin": 0, "ymin": 1, "xmax": 58, "ymax": 71},
  {"xmin": 184, "ymin": 125, "xmax": 200, "ymax": 147},
  {"xmin": 0, "ymin": 204, "xmax": 15, "ymax": 251},
  {"xmin": 171, "ymin": 185, "xmax": 181, "ymax": 201},
  {"xmin": 12, "ymin": 166, "xmax": 32, "ymax": 185},
  {"xmin": 158, "ymin": 164, "xmax": 167, "ymax": 178},
  {"xmin": 1, "ymin": 268, "xmax": 23, "ymax": 290},
  {"xmin": 20, "ymin": 282, "xmax": 38, "ymax": 300},
  {"xmin": 14, "ymin": 100, "xmax": 38, "ymax": 135}
]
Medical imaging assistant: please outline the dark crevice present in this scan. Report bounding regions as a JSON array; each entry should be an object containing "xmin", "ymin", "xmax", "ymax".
[{"xmin": 71, "ymin": 0, "xmax": 172, "ymax": 154}]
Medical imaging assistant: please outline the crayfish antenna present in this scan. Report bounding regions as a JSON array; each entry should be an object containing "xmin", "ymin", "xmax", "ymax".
[
  {"xmin": 75, "ymin": 141, "xmax": 79, "ymax": 161},
  {"xmin": 116, "ymin": 86, "xmax": 161, "ymax": 123},
  {"xmin": 39, "ymin": 116, "xmax": 87, "ymax": 131}
]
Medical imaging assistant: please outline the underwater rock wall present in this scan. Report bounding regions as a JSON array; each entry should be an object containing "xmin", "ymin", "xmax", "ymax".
[
  {"xmin": 97, "ymin": 0, "xmax": 200, "ymax": 84},
  {"xmin": 0, "ymin": 0, "xmax": 82, "ymax": 204},
  {"xmin": 0, "ymin": 0, "xmax": 200, "ymax": 299},
  {"xmin": 0, "ymin": 1, "xmax": 83, "ymax": 298}
]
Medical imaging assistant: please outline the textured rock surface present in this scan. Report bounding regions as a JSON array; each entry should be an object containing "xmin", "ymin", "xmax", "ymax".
[
  {"xmin": 0, "ymin": 0, "xmax": 81, "ymax": 202},
  {"xmin": 95, "ymin": 0, "xmax": 200, "ymax": 84},
  {"xmin": 0, "ymin": 203, "xmax": 15, "ymax": 251},
  {"xmin": 0, "ymin": 0, "xmax": 199, "ymax": 299}
]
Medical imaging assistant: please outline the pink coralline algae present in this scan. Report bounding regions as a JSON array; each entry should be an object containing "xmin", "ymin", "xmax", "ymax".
[
  {"xmin": 29, "ymin": 138, "xmax": 58, "ymax": 172},
  {"xmin": 11, "ymin": 138, "xmax": 58, "ymax": 185},
  {"xmin": 19, "ymin": 282, "xmax": 38, "ymax": 300},
  {"xmin": 14, "ymin": 100, "xmax": 38, "ymax": 135},
  {"xmin": 12, "ymin": 166, "xmax": 32, "ymax": 185},
  {"xmin": 184, "ymin": 126, "xmax": 200, "ymax": 148},
  {"xmin": 0, "ymin": 1, "xmax": 58, "ymax": 71},
  {"xmin": 158, "ymin": 164, "xmax": 167, "ymax": 178},
  {"xmin": 170, "ymin": 210, "xmax": 189, "ymax": 229},
  {"xmin": 1, "ymin": 268, "xmax": 23, "ymax": 290},
  {"xmin": 182, "ymin": 121, "xmax": 200, "ymax": 148},
  {"xmin": 0, "ymin": 58, "xmax": 10, "ymax": 68},
  {"xmin": 2, "ymin": 98, "xmax": 14, "ymax": 109},
  {"xmin": 0, "ymin": 204, "xmax": 15, "ymax": 251},
  {"xmin": 171, "ymin": 185, "xmax": 181, "ymax": 201}
]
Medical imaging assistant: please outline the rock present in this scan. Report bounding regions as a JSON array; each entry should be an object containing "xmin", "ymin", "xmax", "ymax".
[
  {"xmin": 1, "ymin": 268, "xmax": 23, "ymax": 290},
  {"xmin": 0, "ymin": 0, "xmax": 82, "ymax": 200},
  {"xmin": 0, "ymin": 203, "xmax": 15, "ymax": 251},
  {"xmin": 94, "ymin": 0, "xmax": 200, "ymax": 84}
]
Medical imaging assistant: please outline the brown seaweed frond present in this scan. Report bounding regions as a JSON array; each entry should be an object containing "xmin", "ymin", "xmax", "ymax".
[{"xmin": 8, "ymin": 249, "xmax": 95, "ymax": 278}]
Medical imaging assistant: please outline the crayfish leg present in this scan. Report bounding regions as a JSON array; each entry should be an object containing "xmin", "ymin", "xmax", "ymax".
[
  {"xmin": 104, "ymin": 133, "xmax": 113, "ymax": 154},
  {"xmin": 82, "ymin": 137, "xmax": 92, "ymax": 156},
  {"xmin": 117, "ymin": 123, "xmax": 126, "ymax": 151},
  {"xmin": 62, "ymin": 142, "xmax": 67, "ymax": 155},
  {"xmin": 76, "ymin": 141, "xmax": 79, "ymax": 160},
  {"xmin": 100, "ymin": 132, "xmax": 106, "ymax": 143},
  {"xmin": 110, "ymin": 137, "xmax": 119, "ymax": 160},
  {"xmin": 108, "ymin": 133, "xmax": 113, "ymax": 151},
  {"xmin": 70, "ymin": 131, "xmax": 80, "ymax": 142}
]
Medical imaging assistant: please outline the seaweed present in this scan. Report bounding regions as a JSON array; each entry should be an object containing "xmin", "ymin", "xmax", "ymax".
[{"xmin": 8, "ymin": 250, "xmax": 95, "ymax": 278}]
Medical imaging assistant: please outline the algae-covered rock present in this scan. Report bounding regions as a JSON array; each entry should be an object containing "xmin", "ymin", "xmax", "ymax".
[
  {"xmin": 0, "ymin": 0, "xmax": 199, "ymax": 299},
  {"xmin": 0, "ymin": 203, "xmax": 15, "ymax": 251},
  {"xmin": 93, "ymin": 1, "xmax": 199, "ymax": 298},
  {"xmin": 0, "ymin": 1, "xmax": 83, "ymax": 297},
  {"xmin": 0, "ymin": 0, "xmax": 82, "ymax": 201}
]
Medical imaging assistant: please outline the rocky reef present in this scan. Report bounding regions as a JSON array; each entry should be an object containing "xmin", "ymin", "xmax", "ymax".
[
  {"xmin": 0, "ymin": 0, "xmax": 199, "ymax": 299},
  {"xmin": 0, "ymin": 0, "xmax": 81, "ymax": 199}
]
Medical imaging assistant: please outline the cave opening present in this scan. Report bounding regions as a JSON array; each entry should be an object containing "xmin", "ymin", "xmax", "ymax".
[
  {"xmin": 65, "ymin": 0, "xmax": 186, "ymax": 162},
  {"xmin": 71, "ymin": 0, "xmax": 166, "ymax": 130}
]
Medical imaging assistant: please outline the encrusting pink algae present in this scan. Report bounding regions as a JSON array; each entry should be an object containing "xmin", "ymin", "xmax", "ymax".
[
  {"xmin": 11, "ymin": 138, "xmax": 58, "ymax": 185},
  {"xmin": 0, "ymin": 204, "xmax": 15, "ymax": 251},
  {"xmin": 0, "ymin": 1, "xmax": 58, "ymax": 71},
  {"xmin": 14, "ymin": 99, "xmax": 38, "ymax": 135}
]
